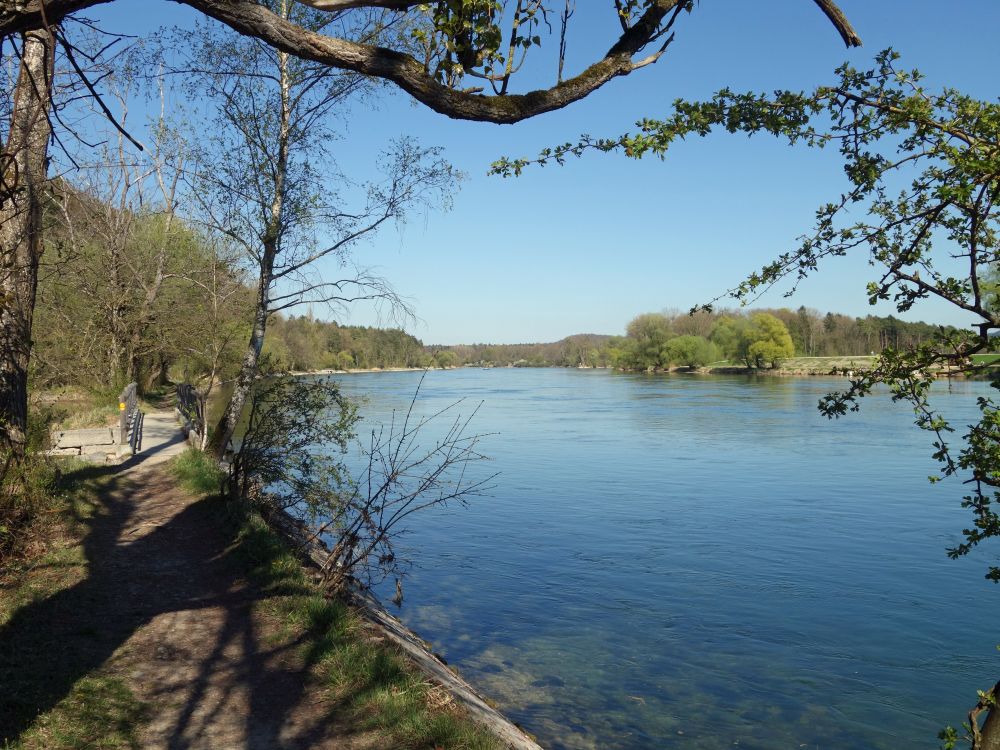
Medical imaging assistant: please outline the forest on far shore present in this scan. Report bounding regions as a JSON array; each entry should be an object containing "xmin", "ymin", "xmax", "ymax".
[
  {"xmin": 239, "ymin": 307, "xmax": 953, "ymax": 374},
  {"xmin": 29, "ymin": 179, "xmax": 955, "ymax": 393}
]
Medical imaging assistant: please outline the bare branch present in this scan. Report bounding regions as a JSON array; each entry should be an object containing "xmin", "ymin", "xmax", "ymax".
[
  {"xmin": 811, "ymin": 0, "xmax": 863, "ymax": 48},
  {"xmin": 1, "ymin": 1, "xmax": 862, "ymax": 124},
  {"xmin": 294, "ymin": 0, "xmax": 423, "ymax": 10}
]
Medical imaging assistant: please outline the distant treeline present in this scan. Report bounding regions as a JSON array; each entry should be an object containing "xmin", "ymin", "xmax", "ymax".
[
  {"xmin": 263, "ymin": 322, "xmax": 611, "ymax": 371},
  {"xmin": 575, "ymin": 308, "xmax": 956, "ymax": 371},
  {"xmin": 28, "ymin": 178, "xmax": 955, "ymax": 387},
  {"xmin": 428, "ymin": 334, "xmax": 614, "ymax": 369},
  {"xmin": 264, "ymin": 315, "xmax": 432, "ymax": 371},
  {"xmin": 260, "ymin": 307, "xmax": 957, "ymax": 374},
  {"xmin": 427, "ymin": 308, "xmax": 956, "ymax": 371}
]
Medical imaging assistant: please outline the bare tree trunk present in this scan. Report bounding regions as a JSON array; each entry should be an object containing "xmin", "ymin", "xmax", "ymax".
[
  {"xmin": 198, "ymin": 383, "xmax": 212, "ymax": 451},
  {"xmin": 207, "ymin": 257, "xmax": 273, "ymax": 459},
  {"xmin": 971, "ymin": 682, "xmax": 1000, "ymax": 750},
  {"xmin": 208, "ymin": 30, "xmax": 291, "ymax": 460},
  {"xmin": 143, "ymin": 354, "xmax": 168, "ymax": 391},
  {"xmin": 0, "ymin": 28, "xmax": 54, "ymax": 457},
  {"xmin": 982, "ymin": 709, "xmax": 1000, "ymax": 750}
]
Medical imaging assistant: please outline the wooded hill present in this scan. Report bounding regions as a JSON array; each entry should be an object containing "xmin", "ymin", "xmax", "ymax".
[
  {"xmin": 256, "ymin": 309, "xmax": 955, "ymax": 373},
  {"xmin": 28, "ymin": 181, "xmax": 956, "ymax": 390}
]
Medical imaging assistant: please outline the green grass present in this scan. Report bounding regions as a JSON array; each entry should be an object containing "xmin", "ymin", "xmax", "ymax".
[
  {"xmin": 0, "ymin": 452, "xmax": 68, "ymax": 563},
  {"xmin": 971, "ymin": 353, "xmax": 1000, "ymax": 366},
  {"xmin": 1, "ymin": 465, "xmax": 147, "ymax": 750},
  {"xmin": 0, "ymin": 542, "xmax": 87, "ymax": 629},
  {"xmin": 169, "ymin": 447, "xmax": 225, "ymax": 495},
  {"xmin": 225, "ymin": 504, "xmax": 503, "ymax": 749},
  {"xmin": 7, "ymin": 677, "xmax": 147, "ymax": 750}
]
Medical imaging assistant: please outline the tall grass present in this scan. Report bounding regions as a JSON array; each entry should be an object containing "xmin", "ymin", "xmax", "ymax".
[
  {"xmin": 169, "ymin": 447, "xmax": 225, "ymax": 496},
  {"xmin": 8, "ymin": 676, "xmax": 148, "ymax": 750},
  {"xmin": 0, "ymin": 456, "xmax": 60, "ymax": 565},
  {"xmin": 228, "ymin": 507, "xmax": 504, "ymax": 750}
]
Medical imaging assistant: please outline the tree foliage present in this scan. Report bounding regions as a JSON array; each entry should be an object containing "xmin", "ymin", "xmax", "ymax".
[
  {"xmin": 265, "ymin": 314, "xmax": 432, "ymax": 371},
  {"xmin": 232, "ymin": 374, "xmax": 494, "ymax": 599},
  {"xmin": 229, "ymin": 375, "xmax": 359, "ymax": 515},
  {"xmin": 744, "ymin": 313, "xmax": 795, "ymax": 369},
  {"xmin": 664, "ymin": 334, "xmax": 718, "ymax": 368},
  {"xmin": 166, "ymin": 1, "xmax": 458, "ymax": 458},
  {"xmin": 34, "ymin": 177, "xmax": 251, "ymax": 393}
]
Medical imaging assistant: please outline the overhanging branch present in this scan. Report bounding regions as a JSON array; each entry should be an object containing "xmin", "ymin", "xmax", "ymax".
[
  {"xmin": 293, "ymin": 0, "xmax": 423, "ymax": 9},
  {"xmin": 178, "ymin": 0, "xmax": 687, "ymax": 123},
  {"xmin": 2, "ymin": 1, "xmax": 863, "ymax": 125},
  {"xmin": 812, "ymin": 0, "xmax": 862, "ymax": 47}
]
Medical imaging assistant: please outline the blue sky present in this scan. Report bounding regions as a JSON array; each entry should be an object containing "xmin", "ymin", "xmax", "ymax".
[{"xmin": 84, "ymin": 1, "xmax": 1000, "ymax": 344}]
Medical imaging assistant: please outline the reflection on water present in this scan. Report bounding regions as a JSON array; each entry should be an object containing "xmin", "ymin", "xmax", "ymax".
[{"xmin": 328, "ymin": 369, "xmax": 999, "ymax": 750}]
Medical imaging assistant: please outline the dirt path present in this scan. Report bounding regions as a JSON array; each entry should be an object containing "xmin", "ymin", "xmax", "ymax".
[
  {"xmin": 1, "ymin": 411, "xmax": 382, "ymax": 749},
  {"xmin": 124, "ymin": 465, "xmax": 382, "ymax": 749}
]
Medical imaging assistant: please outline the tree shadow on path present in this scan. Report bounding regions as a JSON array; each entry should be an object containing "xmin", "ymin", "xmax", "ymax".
[{"xmin": 0, "ymin": 455, "xmax": 372, "ymax": 749}]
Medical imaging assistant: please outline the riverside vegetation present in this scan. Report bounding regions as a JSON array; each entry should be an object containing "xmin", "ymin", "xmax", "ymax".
[
  {"xmin": 0, "ymin": 435, "xmax": 502, "ymax": 749},
  {"xmin": 0, "ymin": 123, "xmax": 978, "ymax": 750},
  {"xmin": 21, "ymin": 175, "xmax": 957, "ymax": 388},
  {"xmin": 5, "ymin": 2, "xmax": 999, "ymax": 748},
  {"xmin": 6, "ymin": 168, "xmax": 947, "ymax": 570}
]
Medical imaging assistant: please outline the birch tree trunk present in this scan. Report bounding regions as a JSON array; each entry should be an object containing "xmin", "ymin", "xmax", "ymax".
[
  {"xmin": 208, "ymin": 27, "xmax": 291, "ymax": 459},
  {"xmin": 207, "ymin": 257, "xmax": 273, "ymax": 458},
  {"xmin": 0, "ymin": 28, "xmax": 54, "ymax": 458}
]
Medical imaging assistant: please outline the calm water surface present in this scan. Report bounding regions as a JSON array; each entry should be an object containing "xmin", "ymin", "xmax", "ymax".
[{"xmin": 330, "ymin": 368, "xmax": 998, "ymax": 750}]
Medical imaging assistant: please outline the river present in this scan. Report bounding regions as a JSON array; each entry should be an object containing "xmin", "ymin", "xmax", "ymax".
[{"xmin": 328, "ymin": 368, "xmax": 997, "ymax": 749}]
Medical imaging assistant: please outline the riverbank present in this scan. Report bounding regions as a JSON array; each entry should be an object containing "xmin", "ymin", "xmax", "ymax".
[
  {"xmin": 0, "ymin": 419, "xmax": 517, "ymax": 749},
  {"xmin": 287, "ymin": 357, "xmax": 879, "ymax": 379},
  {"xmin": 706, "ymin": 354, "xmax": 978, "ymax": 377},
  {"xmin": 706, "ymin": 355, "xmax": 875, "ymax": 377},
  {"xmin": 288, "ymin": 366, "xmax": 438, "ymax": 376}
]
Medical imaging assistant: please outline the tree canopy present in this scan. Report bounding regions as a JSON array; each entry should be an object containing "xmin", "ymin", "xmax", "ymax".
[
  {"xmin": 1, "ymin": 2, "xmax": 861, "ymax": 124},
  {"xmin": 0, "ymin": 0, "xmax": 862, "ymax": 459}
]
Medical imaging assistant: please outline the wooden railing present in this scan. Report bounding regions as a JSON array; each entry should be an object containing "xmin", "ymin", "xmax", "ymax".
[
  {"xmin": 176, "ymin": 384, "xmax": 205, "ymax": 444},
  {"xmin": 118, "ymin": 382, "xmax": 142, "ymax": 454}
]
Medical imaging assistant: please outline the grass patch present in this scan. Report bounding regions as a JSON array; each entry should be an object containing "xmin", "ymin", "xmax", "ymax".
[
  {"xmin": 56, "ymin": 405, "xmax": 120, "ymax": 431},
  {"xmin": 0, "ymin": 459, "xmax": 100, "ymax": 592},
  {"xmin": 971, "ymin": 353, "xmax": 1000, "ymax": 366},
  {"xmin": 0, "ymin": 457, "xmax": 61, "ymax": 564},
  {"xmin": 226, "ymin": 505, "xmax": 503, "ymax": 749},
  {"xmin": 33, "ymin": 388, "xmax": 121, "ymax": 432},
  {"xmin": 32, "ymin": 384, "xmax": 176, "ymax": 436},
  {"xmin": 0, "ymin": 542, "xmax": 87, "ymax": 629},
  {"xmin": 169, "ymin": 447, "xmax": 225, "ymax": 496},
  {"xmin": 0, "ymin": 465, "xmax": 148, "ymax": 749},
  {"xmin": 8, "ymin": 676, "xmax": 147, "ymax": 750}
]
